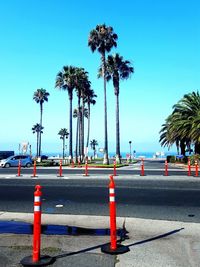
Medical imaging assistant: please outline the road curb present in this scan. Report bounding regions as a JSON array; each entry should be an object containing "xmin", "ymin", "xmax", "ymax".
[{"xmin": 0, "ymin": 212, "xmax": 200, "ymax": 236}]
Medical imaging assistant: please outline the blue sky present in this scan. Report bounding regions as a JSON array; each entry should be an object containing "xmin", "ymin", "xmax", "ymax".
[{"xmin": 0, "ymin": 0, "xmax": 199, "ymax": 155}]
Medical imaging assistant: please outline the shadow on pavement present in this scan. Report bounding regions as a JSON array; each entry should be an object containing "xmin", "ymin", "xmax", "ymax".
[
  {"xmin": 54, "ymin": 241, "xmax": 110, "ymax": 260},
  {"xmin": 127, "ymin": 227, "xmax": 184, "ymax": 248},
  {"xmin": 53, "ymin": 228, "xmax": 184, "ymax": 262}
]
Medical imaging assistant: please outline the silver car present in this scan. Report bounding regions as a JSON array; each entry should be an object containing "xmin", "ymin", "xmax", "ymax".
[{"xmin": 0, "ymin": 155, "xmax": 33, "ymax": 168}]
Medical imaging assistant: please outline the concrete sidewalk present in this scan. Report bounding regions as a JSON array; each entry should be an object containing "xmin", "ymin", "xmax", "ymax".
[{"xmin": 0, "ymin": 212, "xmax": 200, "ymax": 266}]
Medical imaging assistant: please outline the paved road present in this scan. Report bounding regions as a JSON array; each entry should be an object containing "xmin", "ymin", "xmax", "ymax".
[
  {"xmin": 0, "ymin": 160, "xmax": 190, "ymax": 176},
  {"xmin": 0, "ymin": 177, "xmax": 199, "ymax": 223}
]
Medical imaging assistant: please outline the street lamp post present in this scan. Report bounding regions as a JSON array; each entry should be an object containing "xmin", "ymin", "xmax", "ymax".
[{"xmin": 129, "ymin": 141, "xmax": 132, "ymax": 162}]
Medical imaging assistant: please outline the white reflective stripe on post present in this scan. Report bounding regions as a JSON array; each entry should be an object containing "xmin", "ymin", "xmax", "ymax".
[
  {"xmin": 110, "ymin": 196, "xmax": 115, "ymax": 202},
  {"xmin": 109, "ymin": 188, "xmax": 115, "ymax": 194},
  {"xmin": 34, "ymin": 196, "xmax": 41, "ymax": 202},
  {"xmin": 34, "ymin": 206, "xmax": 40, "ymax": 212}
]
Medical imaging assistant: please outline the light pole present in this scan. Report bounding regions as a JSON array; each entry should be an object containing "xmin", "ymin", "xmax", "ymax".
[{"xmin": 129, "ymin": 141, "xmax": 132, "ymax": 162}]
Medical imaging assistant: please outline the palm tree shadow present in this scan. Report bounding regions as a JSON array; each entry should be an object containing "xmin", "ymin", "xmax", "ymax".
[
  {"xmin": 53, "ymin": 228, "xmax": 184, "ymax": 261},
  {"xmin": 127, "ymin": 227, "xmax": 184, "ymax": 248},
  {"xmin": 53, "ymin": 241, "xmax": 110, "ymax": 260}
]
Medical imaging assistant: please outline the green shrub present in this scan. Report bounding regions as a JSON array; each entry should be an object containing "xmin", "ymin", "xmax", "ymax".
[
  {"xmin": 188, "ymin": 154, "xmax": 200, "ymax": 165},
  {"xmin": 167, "ymin": 155, "xmax": 189, "ymax": 164},
  {"xmin": 167, "ymin": 155, "xmax": 176, "ymax": 163},
  {"xmin": 37, "ymin": 160, "xmax": 59, "ymax": 167}
]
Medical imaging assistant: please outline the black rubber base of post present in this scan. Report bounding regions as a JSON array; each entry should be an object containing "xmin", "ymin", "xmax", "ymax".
[
  {"xmin": 101, "ymin": 243, "xmax": 130, "ymax": 255},
  {"xmin": 20, "ymin": 255, "xmax": 54, "ymax": 266},
  {"xmin": 31, "ymin": 176, "xmax": 38, "ymax": 178},
  {"xmin": 57, "ymin": 175, "xmax": 64, "ymax": 177}
]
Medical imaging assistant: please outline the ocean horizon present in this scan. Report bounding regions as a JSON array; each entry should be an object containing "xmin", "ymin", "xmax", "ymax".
[{"xmin": 42, "ymin": 151, "xmax": 177, "ymax": 159}]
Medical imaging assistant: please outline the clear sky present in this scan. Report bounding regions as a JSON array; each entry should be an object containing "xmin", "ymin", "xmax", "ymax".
[{"xmin": 0, "ymin": 0, "xmax": 199, "ymax": 155}]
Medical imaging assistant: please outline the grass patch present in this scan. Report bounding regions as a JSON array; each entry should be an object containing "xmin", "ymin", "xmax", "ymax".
[{"xmin": 35, "ymin": 158, "xmax": 139, "ymax": 168}]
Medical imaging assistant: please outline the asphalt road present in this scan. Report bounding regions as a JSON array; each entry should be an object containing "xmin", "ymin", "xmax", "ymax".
[
  {"xmin": 0, "ymin": 160, "xmax": 190, "ymax": 176},
  {"xmin": 0, "ymin": 177, "xmax": 199, "ymax": 223}
]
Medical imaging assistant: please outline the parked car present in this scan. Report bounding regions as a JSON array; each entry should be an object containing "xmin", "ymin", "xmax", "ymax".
[{"xmin": 0, "ymin": 155, "xmax": 33, "ymax": 168}]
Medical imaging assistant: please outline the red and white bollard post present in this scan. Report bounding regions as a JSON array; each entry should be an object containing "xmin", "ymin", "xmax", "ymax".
[
  {"xmin": 164, "ymin": 160, "xmax": 168, "ymax": 176},
  {"xmin": 31, "ymin": 160, "xmax": 37, "ymax": 178},
  {"xmin": 16, "ymin": 160, "xmax": 22, "ymax": 177},
  {"xmin": 109, "ymin": 175, "xmax": 117, "ymax": 250},
  {"xmin": 20, "ymin": 185, "xmax": 53, "ymax": 266},
  {"xmin": 101, "ymin": 175, "xmax": 129, "ymax": 255},
  {"xmin": 33, "ymin": 185, "xmax": 42, "ymax": 262},
  {"xmin": 113, "ymin": 160, "xmax": 117, "ymax": 176},
  {"xmin": 195, "ymin": 160, "xmax": 198, "ymax": 177},
  {"xmin": 57, "ymin": 159, "xmax": 63, "ymax": 177},
  {"xmin": 83, "ymin": 160, "xmax": 89, "ymax": 176},
  {"xmin": 140, "ymin": 159, "xmax": 145, "ymax": 176},
  {"xmin": 188, "ymin": 158, "xmax": 191, "ymax": 176}
]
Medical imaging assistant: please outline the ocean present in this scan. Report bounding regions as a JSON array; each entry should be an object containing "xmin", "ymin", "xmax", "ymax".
[{"xmin": 43, "ymin": 151, "xmax": 177, "ymax": 159}]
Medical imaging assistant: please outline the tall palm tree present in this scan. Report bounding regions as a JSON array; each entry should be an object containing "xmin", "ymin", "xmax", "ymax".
[
  {"xmin": 58, "ymin": 128, "xmax": 69, "ymax": 159},
  {"xmin": 73, "ymin": 108, "xmax": 79, "ymax": 163},
  {"xmin": 33, "ymin": 88, "xmax": 49, "ymax": 157},
  {"xmin": 90, "ymin": 139, "xmax": 98, "ymax": 159},
  {"xmin": 32, "ymin": 123, "xmax": 44, "ymax": 158},
  {"xmin": 84, "ymin": 89, "xmax": 97, "ymax": 150},
  {"xmin": 99, "ymin": 53, "xmax": 134, "ymax": 163},
  {"xmin": 55, "ymin": 66, "xmax": 77, "ymax": 162},
  {"xmin": 88, "ymin": 24, "xmax": 118, "ymax": 164},
  {"xmin": 74, "ymin": 67, "xmax": 90, "ymax": 161},
  {"xmin": 73, "ymin": 107, "xmax": 89, "ymax": 162}
]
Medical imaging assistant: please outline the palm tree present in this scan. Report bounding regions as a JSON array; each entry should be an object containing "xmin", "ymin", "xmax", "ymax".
[
  {"xmin": 88, "ymin": 24, "xmax": 118, "ymax": 164},
  {"xmin": 58, "ymin": 128, "xmax": 69, "ymax": 159},
  {"xmin": 90, "ymin": 139, "xmax": 98, "ymax": 159},
  {"xmin": 159, "ymin": 114, "xmax": 184, "ymax": 154},
  {"xmin": 159, "ymin": 91, "xmax": 200, "ymax": 155},
  {"xmin": 74, "ymin": 67, "xmax": 90, "ymax": 161},
  {"xmin": 55, "ymin": 66, "xmax": 77, "ymax": 162},
  {"xmin": 84, "ymin": 89, "xmax": 97, "ymax": 150},
  {"xmin": 173, "ymin": 91, "xmax": 200, "ymax": 154},
  {"xmin": 33, "ymin": 88, "xmax": 50, "ymax": 157},
  {"xmin": 73, "ymin": 108, "xmax": 79, "ymax": 163},
  {"xmin": 32, "ymin": 123, "xmax": 44, "ymax": 158},
  {"xmin": 73, "ymin": 107, "xmax": 88, "ymax": 162},
  {"xmin": 98, "ymin": 53, "xmax": 134, "ymax": 163}
]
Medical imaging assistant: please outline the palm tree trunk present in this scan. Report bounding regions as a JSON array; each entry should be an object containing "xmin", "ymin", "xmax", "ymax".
[
  {"xmin": 62, "ymin": 138, "xmax": 65, "ymax": 159},
  {"xmin": 176, "ymin": 140, "xmax": 180, "ymax": 155},
  {"xmin": 79, "ymin": 108, "xmax": 82, "ymax": 161},
  {"xmin": 102, "ymin": 53, "xmax": 109, "ymax": 165},
  {"xmin": 195, "ymin": 142, "xmax": 200, "ymax": 154},
  {"xmin": 76, "ymin": 97, "xmax": 81, "ymax": 163},
  {"xmin": 39, "ymin": 103, "xmax": 43, "ymax": 157},
  {"xmin": 180, "ymin": 140, "xmax": 186, "ymax": 156},
  {"xmin": 36, "ymin": 132, "xmax": 39, "ymax": 158},
  {"xmin": 82, "ymin": 99, "xmax": 85, "ymax": 161},
  {"xmin": 115, "ymin": 91, "xmax": 121, "ymax": 164},
  {"xmin": 75, "ymin": 114, "xmax": 79, "ymax": 163},
  {"xmin": 68, "ymin": 92, "xmax": 73, "ymax": 162},
  {"xmin": 86, "ymin": 103, "xmax": 90, "ymax": 149}
]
